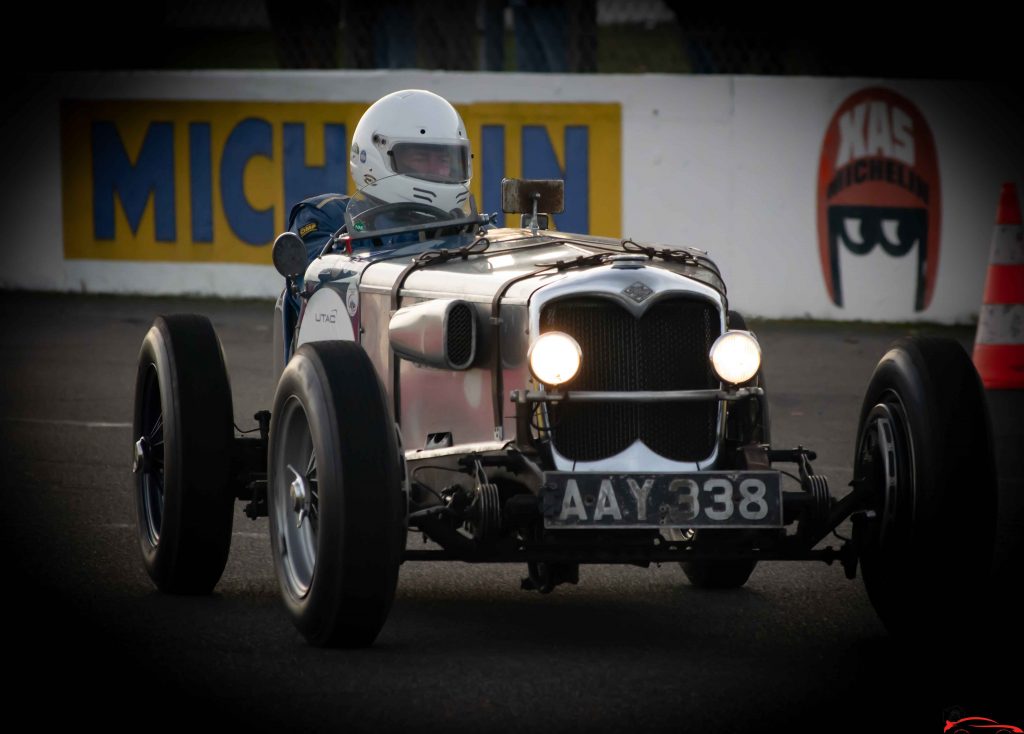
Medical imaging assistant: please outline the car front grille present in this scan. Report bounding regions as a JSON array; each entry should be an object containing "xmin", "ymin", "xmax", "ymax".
[{"xmin": 540, "ymin": 296, "xmax": 721, "ymax": 462}]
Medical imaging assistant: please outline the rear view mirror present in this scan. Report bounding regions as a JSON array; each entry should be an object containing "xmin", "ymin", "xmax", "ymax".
[
  {"xmin": 501, "ymin": 178, "xmax": 565, "ymax": 214},
  {"xmin": 273, "ymin": 232, "xmax": 307, "ymax": 278}
]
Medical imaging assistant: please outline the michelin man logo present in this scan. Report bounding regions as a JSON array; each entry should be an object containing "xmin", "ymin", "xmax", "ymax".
[{"xmin": 817, "ymin": 88, "xmax": 941, "ymax": 312}]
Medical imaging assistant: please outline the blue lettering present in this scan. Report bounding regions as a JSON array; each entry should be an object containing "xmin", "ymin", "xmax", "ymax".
[
  {"xmin": 283, "ymin": 123, "xmax": 347, "ymax": 211},
  {"xmin": 92, "ymin": 121, "xmax": 176, "ymax": 241},
  {"xmin": 221, "ymin": 118, "xmax": 273, "ymax": 245},
  {"xmin": 482, "ymin": 125, "xmax": 506, "ymax": 227},
  {"xmin": 189, "ymin": 123, "xmax": 213, "ymax": 243},
  {"xmin": 522, "ymin": 125, "xmax": 588, "ymax": 233}
]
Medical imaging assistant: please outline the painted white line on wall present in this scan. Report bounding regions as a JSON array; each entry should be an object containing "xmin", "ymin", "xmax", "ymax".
[
  {"xmin": 0, "ymin": 418, "xmax": 131, "ymax": 428},
  {"xmin": 100, "ymin": 524, "xmax": 266, "ymax": 539}
]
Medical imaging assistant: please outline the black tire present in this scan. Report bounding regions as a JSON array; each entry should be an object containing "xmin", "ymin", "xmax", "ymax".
[
  {"xmin": 680, "ymin": 311, "xmax": 762, "ymax": 589},
  {"xmin": 681, "ymin": 558, "xmax": 756, "ymax": 589},
  {"xmin": 268, "ymin": 341, "xmax": 403, "ymax": 648},
  {"xmin": 853, "ymin": 336, "xmax": 997, "ymax": 635},
  {"xmin": 132, "ymin": 315, "xmax": 235, "ymax": 594}
]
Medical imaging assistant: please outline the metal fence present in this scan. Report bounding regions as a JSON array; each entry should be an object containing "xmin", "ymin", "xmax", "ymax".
[{"xmin": 50, "ymin": 0, "xmax": 1001, "ymax": 78}]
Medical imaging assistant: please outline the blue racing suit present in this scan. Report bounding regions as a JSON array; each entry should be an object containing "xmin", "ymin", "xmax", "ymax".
[
  {"xmin": 288, "ymin": 192, "xmax": 351, "ymax": 271},
  {"xmin": 282, "ymin": 193, "xmax": 350, "ymax": 355},
  {"xmin": 281, "ymin": 192, "xmax": 424, "ymax": 359}
]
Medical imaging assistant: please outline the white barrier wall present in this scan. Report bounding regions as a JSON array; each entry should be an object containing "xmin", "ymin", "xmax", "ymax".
[{"xmin": 2, "ymin": 71, "xmax": 1021, "ymax": 322}]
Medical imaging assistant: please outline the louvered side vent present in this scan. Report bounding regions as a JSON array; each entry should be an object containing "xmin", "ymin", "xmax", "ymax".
[
  {"xmin": 445, "ymin": 302, "xmax": 475, "ymax": 369},
  {"xmin": 541, "ymin": 296, "xmax": 721, "ymax": 462}
]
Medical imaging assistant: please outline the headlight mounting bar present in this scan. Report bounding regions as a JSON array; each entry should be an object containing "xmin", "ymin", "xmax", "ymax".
[{"xmin": 510, "ymin": 386, "xmax": 764, "ymax": 404}]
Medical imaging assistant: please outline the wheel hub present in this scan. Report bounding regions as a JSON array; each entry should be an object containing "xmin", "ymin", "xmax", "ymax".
[
  {"xmin": 870, "ymin": 408, "xmax": 898, "ymax": 530},
  {"xmin": 287, "ymin": 465, "xmax": 310, "ymax": 528},
  {"xmin": 133, "ymin": 436, "xmax": 149, "ymax": 474},
  {"xmin": 857, "ymin": 401, "xmax": 912, "ymax": 547}
]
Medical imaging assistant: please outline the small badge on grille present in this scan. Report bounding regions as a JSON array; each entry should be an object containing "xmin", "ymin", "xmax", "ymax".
[{"xmin": 622, "ymin": 281, "xmax": 653, "ymax": 303}]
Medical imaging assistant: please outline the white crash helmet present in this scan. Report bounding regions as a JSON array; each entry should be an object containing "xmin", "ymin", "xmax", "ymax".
[{"xmin": 350, "ymin": 89, "xmax": 471, "ymax": 213}]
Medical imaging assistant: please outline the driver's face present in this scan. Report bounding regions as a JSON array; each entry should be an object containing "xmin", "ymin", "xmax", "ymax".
[{"xmin": 394, "ymin": 145, "xmax": 451, "ymax": 177}]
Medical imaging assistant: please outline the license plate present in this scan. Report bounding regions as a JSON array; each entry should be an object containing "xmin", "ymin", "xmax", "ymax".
[{"xmin": 542, "ymin": 472, "xmax": 782, "ymax": 528}]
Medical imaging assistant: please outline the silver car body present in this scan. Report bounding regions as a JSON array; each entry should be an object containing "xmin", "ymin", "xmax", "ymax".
[{"xmin": 286, "ymin": 226, "xmax": 729, "ymax": 476}]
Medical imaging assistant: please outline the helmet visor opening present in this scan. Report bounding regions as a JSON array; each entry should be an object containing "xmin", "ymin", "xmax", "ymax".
[{"xmin": 390, "ymin": 142, "xmax": 469, "ymax": 184}]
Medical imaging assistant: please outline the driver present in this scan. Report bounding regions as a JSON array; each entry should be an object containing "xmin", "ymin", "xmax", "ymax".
[
  {"xmin": 286, "ymin": 89, "xmax": 472, "ymax": 267},
  {"xmin": 281, "ymin": 89, "xmax": 473, "ymax": 350}
]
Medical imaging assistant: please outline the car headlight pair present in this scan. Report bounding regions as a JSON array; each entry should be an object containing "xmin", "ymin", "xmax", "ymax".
[{"xmin": 528, "ymin": 330, "xmax": 761, "ymax": 387}]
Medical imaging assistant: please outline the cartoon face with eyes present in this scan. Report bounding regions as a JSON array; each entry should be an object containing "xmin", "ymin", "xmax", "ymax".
[{"xmin": 817, "ymin": 88, "xmax": 941, "ymax": 312}]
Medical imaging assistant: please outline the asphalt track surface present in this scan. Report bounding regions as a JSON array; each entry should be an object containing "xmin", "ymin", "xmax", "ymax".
[{"xmin": 1, "ymin": 293, "xmax": 1020, "ymax": 733}]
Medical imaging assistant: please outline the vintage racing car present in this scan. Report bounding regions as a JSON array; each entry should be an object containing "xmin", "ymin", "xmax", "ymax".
[{"xmin": 131, "ymin": 177, "xmax": 997, "ymax": 647}]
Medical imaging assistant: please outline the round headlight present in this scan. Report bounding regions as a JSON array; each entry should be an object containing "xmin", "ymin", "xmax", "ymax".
[
  {"xmin": 710, "ymin": 330, "xmax": 761, "ymax": 384},
  {"xmin": 529, "ymin": 332, "xmax": 582, "ymax": 386}
]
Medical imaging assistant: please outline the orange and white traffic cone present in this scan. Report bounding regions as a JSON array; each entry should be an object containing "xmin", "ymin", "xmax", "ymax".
[
  {"xmin": 975, "ymin": 182, "xmax": 1024, "ymax": 599},
  {"xmin": 973, "ymin": 182, "xmax": 1024, "ymax": 389}
]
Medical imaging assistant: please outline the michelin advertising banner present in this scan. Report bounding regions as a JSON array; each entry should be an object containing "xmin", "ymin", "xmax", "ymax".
[
  {"xmin": 60, "ymin": 99, "xmax": 620, "ymax": 263},
  {"xmin": 3, "ymin": 72, "xmax": 1022, "ymax": 322}
]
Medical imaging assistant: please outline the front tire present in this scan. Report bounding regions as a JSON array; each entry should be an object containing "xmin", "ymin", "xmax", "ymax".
[
  {"xmin": 132, "ymin": 315, "xmax": 235, "ymax": 594},
  {"xmin": 268, "ymin": 342, "xmax": 403, "ymax": 648},
  {"xmin": 853, "ymin": 336, "xmax": 997, "ymax": 634},
  {"xmin": 681, "ymin": 555, "xmax": 757, "ymax": 589}
]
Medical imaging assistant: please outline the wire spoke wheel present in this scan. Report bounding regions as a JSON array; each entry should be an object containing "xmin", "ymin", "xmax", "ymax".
[
  {"xmin": 852, "ymin": 336, "xmax": 996, "ymax": 635},
  {"xmin": 268, "ymin": 341, "xmax": 404, "ymax": 648},
  {"xmin": 137, "ymin": 364, "xmax": 165, "ymax": 545},
  {"xmin": 306, "ymin": 450, "xmax": 319, "ymax": 531},
  {"xmin": 272, "ymin": 397, "xmax": 319, "ymax": 599},
  {"xmin": 132, "ymin": 315, "xmax": 235, "ymax": 595},
  {"xmin": 855, "ymin": 396, "xmax": 915, "ymax": 555}
]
